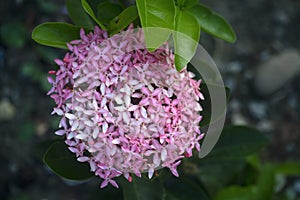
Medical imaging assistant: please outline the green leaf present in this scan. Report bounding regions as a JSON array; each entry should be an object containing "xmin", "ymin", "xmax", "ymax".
[
  {"xmin": 86, "ymin": 0, "xmax": 106, "ymax": 9},
  {"xmin": 188, "ymin": 4, "xmax": 236, "ymax": 43},
  {"xmin": 136, "ymin": 0, "xmax": 175, "ymax": 30},
  {"xmin": 66, "ymin": 0, "xmax": 94, "ymax": 29},
  {"xmin": 174, "ymin": 9, "xmax": 200, "ymax": 71},
  {"xmin": 96, "ymin": 1, "xmax": 123, "ymax": 25},
  {"xmin": 43, "ymin": 140, "xmax": 94, "ymax": 180},
  {"xmin": 200, "ymin": 156, "xmax": 274, "ymax": 200},
  {"xmin": 214, "ymin": 186, "xmax": 257, "ymax": 200},
  {"xmin": 246, "ymin": 154, "xmax": 262, "ymax": 170},
  {"xmin": 275, "ymin": 161, "xmax": 300, "ymax": 176},
  {"xmin": 195, "ymin": 159, "xmax": 246, "ymax": 195},
  {"xmin": 108, "ymin": 5, "xmax": 138, "ymax": 35},
  {"xmin": 241, "ymin": 161, "xmax": 260, "ymax": 185},
  {"xmin": 32, "ymin": 22, "xmax": 85, "ymax": 49},
  {"xmin": 35, "ymin": 139, "xmax": 60, "ymax": 161},
  {"xmin": 176, "ymin": 0, "xmax": 198, "ymax": 10},
  {"xmin": 136, "ymin": 0, "xmax": 175, "ymax": 50},
  {"xmin": 81, "ymin": 0, "xmax": 107, "ymax": 30},
  {"xmin": 164, "ymin": 175, "xmax": 211, "ymax": 200},
  {"xmin": 255, "ymin": 165, "xmax": 275, "ymax": 200},
  {"xmin": 199, "ymin": 83, "xmax": 230, "ymax": 127},
  {"xmin": 122, "ymin": 176, "xmax": 164, "ymax": 200},
  {"xmin": 206, "ymin": 125, "xmax": 268, "ymax": 159}
]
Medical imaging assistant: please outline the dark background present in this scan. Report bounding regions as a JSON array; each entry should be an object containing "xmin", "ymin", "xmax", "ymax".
[{"xmin": 0, "ymin": 0, "xmax": 300, "ymax": 199}]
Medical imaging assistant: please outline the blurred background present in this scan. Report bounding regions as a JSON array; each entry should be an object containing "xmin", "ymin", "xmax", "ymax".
[{"xmin": 0, "ymin": 0, "xmax": 299, "ymax": 199}]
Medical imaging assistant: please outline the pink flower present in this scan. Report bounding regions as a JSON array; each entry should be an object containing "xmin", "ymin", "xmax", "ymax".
[{"xmin": 47, "ymin": 25, "xmax": 204, "ymax": 188}]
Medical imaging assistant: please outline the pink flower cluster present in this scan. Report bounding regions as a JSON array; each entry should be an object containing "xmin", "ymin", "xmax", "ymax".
[{"xmin": 47, "ymin": 25, "xmax": 204, "ymax": 188}]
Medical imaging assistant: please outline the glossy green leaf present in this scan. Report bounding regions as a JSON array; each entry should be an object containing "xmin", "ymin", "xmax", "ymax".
[
  {"xmin": 108, "ymin": 5, "xmax": 138, "ymax": 35},
  {"xmin": 66, "ymin": 0, "xmax": 94, "ymax": 29},
  {"xmin": 43, "ymin": 140, "xmax": 94, "ymax": 180},
  {"xmin": 122, "ymin": 176, "xmax": 164, "ymax": 200},
  {"xmin": 136, "ymin": 0, "xmax": 175, "ymax": 30},
  {"xmin": 81, "ymin": 0, "xmax": 107, "ymax": 30},
  {"xmin": 32, "ymin": 22, "xmax": 86, "ymax": 49},
  {"xmin": 214, "ymin": 186, "xmax": 257, "ymax": 200},
  {"xmin": 174, "ymin": 9, "xmax": 200, "ymax": 71},
  {"xmin": 206, "ymin": 125, "xmax": 268, "ymax": 159},
  {"xmin": 176, "ymin": 0, "xmax": 198, "ymax": 10},
  {"xmin": 164, "ymin": 175, "xmax": 211, "ymax": 200},
  {"xmin": 188, "ymin": 4, "xmax": 236, "ymax": 43},
  {"xmin": 136, "ymin": 0, "xmax": 175, "ymax": 50},
  {"xmin": 275, "ymin": 161, "xmax": 300, "ymax": 176},
  {"xmin": 96, "ymin": 2, "xmax": 123, "ymax": 25}
]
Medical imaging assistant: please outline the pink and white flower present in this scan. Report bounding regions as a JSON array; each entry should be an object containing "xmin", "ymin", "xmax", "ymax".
[{"xmin": 47, "ymin": 25, "xmax": 204, "ymax": 188}]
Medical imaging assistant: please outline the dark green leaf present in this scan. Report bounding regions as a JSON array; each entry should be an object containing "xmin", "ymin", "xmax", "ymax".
[
  {"xmin": 43, "ymin": 140, "xmax": 94, "ymax": 180},
  {"xmin": 108, "ymin": 5, "xmax": 138, "ymax": 35},
  {"xmin": 188, "ymin": 4, "xmax": 236, "ymax": 43},
  {"xmin": 199, "ymin": 82, "xmax": 230, "ymax": 127},
  {"xmin": 214, "ymin": 186, "xmax": 257, "ymax": 200},
  {"xmin": 186, "ymin": 64, "xmax": 230, "ymax": 127},
  {"xmin": 195, "ymin": 159, "xmax": 246, "ymax": 194},
  {"xmin": 206, "ymin": 125, "xmax": 268, "ymax": 159},
  {"xmin": 96, "ymin": 1, "xmax": 123, "ymax": 25},
  {"xmin": 240, "ymin": 159, "xmax": 260, "ymax": 185},
  {"xmin": 174, "ymin": 9, "xmax": 200, "ymax": 71},
  {"xmin": 81, "ymin": 0, "xmax": 107, "ymax": 30},
  {"xmin": 136, "ymin": 0, "xmax": 175, "ymax": 50},
  {"xmin": 35, "ymin": 139, "xmax": 60, "ymax": 161},
  {"xmin": 32, "ymin": 22, "xmax": 86, "ymax": 49},
  {"xmin": 176, "ymin": 0, "xmax": 198, "ymax": 10},
  {"xmin": 86, "ymin": 0, "xmax": 106, "ymax": 9},
  {"xmin": 164, "ymin": 175, "xmax": 211, "ymax": 200},
  {"xmin": 66, "ymin": 0, "xmax": 94, "ymax": 29},
  {"xmin": 122, "ymin": 176, "xmax": 164, "ymax": 200}
]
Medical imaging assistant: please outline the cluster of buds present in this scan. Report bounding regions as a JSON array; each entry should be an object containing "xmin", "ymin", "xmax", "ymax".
[{"xmin": 48, "ymin": 25, "xmax": 204, "ymax": 188}]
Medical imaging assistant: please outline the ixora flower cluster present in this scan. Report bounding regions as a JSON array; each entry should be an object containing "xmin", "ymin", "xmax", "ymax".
[{"xmin": 47, "ymin": 25, "xmax": 204, "ymax": 188}]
